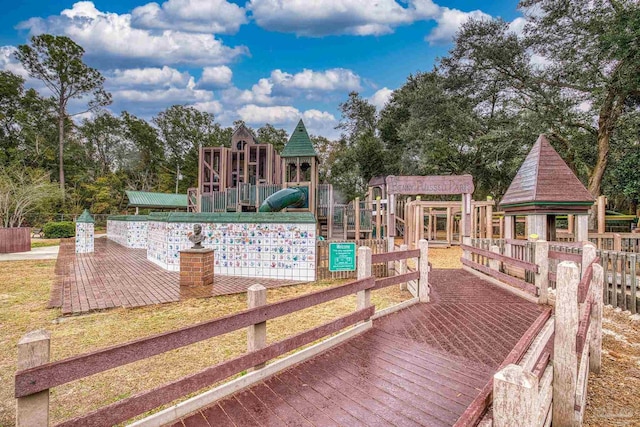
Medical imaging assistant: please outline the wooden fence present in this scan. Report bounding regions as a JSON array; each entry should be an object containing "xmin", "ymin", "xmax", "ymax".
[
  {"xmin": 460, "ymin": 242, "xmax": 604, "ymax": 427},
  {"xmin": 0, "ymin": 227, "xmax": 31, "ymax": 253},
  {"xmin": 473, "ymin": 238, "xmax": 640, "ymax": 313},
  {"xmin": 15, "ymin": 241, "xmax": 431, "ymax": 427}
]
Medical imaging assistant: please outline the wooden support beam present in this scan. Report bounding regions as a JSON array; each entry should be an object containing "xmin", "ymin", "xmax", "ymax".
[{"xmin": 493, "ymin": 364, "xmax": 538, "ymax": 427}]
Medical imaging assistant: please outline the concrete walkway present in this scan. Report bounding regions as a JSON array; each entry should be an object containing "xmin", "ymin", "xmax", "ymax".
[{"xmin": 0, "ymin": 245, "xmax": 59, "ymax": 262}]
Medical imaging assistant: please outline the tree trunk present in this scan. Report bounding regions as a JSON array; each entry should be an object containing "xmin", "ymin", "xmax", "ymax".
[{"xmin": 58, "ymin": 110, "xmax": 65, "ymax": 195}]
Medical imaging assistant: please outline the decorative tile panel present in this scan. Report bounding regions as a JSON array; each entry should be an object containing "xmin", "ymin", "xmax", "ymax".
[
  {"xmin": 107, "ymin": 220, "xmax": 148, "ymax": 248},
  {"xmin": 146, "ymin": 221, "xmax": 316, "ymax": 282},
  {"xmin": 75, "ymin": 223, "xmax": 94, "ymax": 253}
]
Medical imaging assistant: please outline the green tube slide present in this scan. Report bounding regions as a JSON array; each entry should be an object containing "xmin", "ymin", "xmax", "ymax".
[{"xmin": 259, "ymin": 187, "xmax": 308, "ymax": 212}]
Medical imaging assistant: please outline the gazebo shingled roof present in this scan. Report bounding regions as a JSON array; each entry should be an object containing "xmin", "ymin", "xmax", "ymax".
[{"xmin": 499, "ymin": 134, "xmax": 594, "ymax": 214}]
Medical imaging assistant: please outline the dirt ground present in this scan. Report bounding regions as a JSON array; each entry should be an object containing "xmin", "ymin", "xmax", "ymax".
[{"xmin": 584, "ymin": 307, "xmax": 640, "ymax": 426}]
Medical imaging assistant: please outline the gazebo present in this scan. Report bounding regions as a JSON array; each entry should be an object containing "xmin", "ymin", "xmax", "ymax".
[{"xmin": 499, "ymin": 135, "xmax": 594, "ymax": 242}]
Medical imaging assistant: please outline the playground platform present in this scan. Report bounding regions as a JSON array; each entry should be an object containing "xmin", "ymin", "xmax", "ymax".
[
  {"xmin": 171, "ymin": 269, "xmax": 546, "ymax": 426},
  {"xmin": 49, "ymin": 238, "xmax": 298, "ymax": 315}
]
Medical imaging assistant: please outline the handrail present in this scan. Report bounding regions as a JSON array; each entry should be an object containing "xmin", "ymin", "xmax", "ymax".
[
  {"xmin": 461, "ymin": 244, "xmax": 538, "ymax": 273},
  {"xmin": 454, "ymin": 307, "xmax": 553, "ymax": 427},
  {"xmin": 461, "ymin": 258, "xmax": 538, "ymax": 296},
  {"xmin": 57, "ymin": 307, "xmax": 375, "ymax": 427},
  {"xmin": 371, "ymin": 249, "xmax": 420, "ymax": 264},
  {"xmin": 15, "ymin": 276, "xmax": 375, "ymax": 398}
]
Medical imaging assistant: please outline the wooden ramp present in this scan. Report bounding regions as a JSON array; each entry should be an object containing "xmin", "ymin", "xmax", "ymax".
[{"xmin": 172, "ymin": 269, "xmax": 546, "ymax": 427}]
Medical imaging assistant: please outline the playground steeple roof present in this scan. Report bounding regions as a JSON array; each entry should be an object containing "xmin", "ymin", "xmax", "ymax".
[
  {"xmin": 281, "ymin": 120, "xmax": 317, "ymax": 158},
  {"xmin": 499, "ymin": 134, "xmax": 594, "ymax": 213}
]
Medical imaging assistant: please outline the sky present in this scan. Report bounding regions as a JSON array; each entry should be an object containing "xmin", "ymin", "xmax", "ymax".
[{"xmin": 0, "ymin": 0, "xmax": 524, "ymax": 139}]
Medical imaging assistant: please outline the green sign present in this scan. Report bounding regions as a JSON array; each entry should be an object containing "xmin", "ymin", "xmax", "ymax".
[{"xmin": 329, "ymin": 242, "xmax": 357, "ymax": 272}]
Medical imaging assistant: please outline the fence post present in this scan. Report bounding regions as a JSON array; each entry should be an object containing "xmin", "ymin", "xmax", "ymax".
[
  {"xmin": 357, "ymin": 246, "xmax": 372, "ymax": 313},
  {"xmin": 493, "ymin": 364, "xmax": 538, "ymax": 427},
  {"xmin": 489, "ymin": 245, "xmax": 501, "ymax": 271},
  {"xmin": 399, "ymin": 244, "xmax": 408, "ymax": 291},
  {"xmin": 504, "ymin": 215, "xmax": 514, "ymax": 257},
  {"xmin": 247, "ymin": 284, "xmax": 267, "ymax": 370},
  {"xmin": 418, "ymin": 239, "xmax": 430, "ymax": 302},
  {"xmin": 16, "ymin": 330, "xmax": 50, "ymax": 427},
  {"xmin": 590, "ymin": 263, "xmax": 604, "ymax": 374},
  {"xmin": 581, "ymin": 242, "xmax": 597, "ymax": 280},
  {"xmin": 534, "ymin": 240, "xmax": 549, "ymax": 304},
  {"xmin": 463, "ymin": 236, "xmax": 471, "ymax": 262},
  {"xmin": 553, "ymin": 261, "xmax": 580, "ymax": 427}
]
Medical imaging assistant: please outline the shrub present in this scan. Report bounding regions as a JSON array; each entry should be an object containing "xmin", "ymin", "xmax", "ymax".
[{"xmin": 43, "ymin": 221, "xmax": 75, "ymax": 238}]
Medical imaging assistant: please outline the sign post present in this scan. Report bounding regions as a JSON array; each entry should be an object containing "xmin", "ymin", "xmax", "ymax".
[{"xmin": 329, "ymin": 242, "xmax": 357, "ymax": 272}]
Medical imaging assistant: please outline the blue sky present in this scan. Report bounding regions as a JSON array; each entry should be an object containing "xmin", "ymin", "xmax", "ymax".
[{"xmin": 0, "ymin": 0, "xmax": 523, "ymax": 139}]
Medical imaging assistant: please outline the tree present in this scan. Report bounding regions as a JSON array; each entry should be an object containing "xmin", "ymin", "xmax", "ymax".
[
  {"xmin": 80, "ymin": 112, "xmax": 127, "ymax": 177},
  {"xmin": 153, "ymin": 105, "xmax": 220, "ymax": 193},
  {"xmin": 0, "ymin": 168, "xmax": 61, "ymax": 227},
  {"xmin": 441, "ymin": 0, "xmax": 640, "ymax": 196},
  {"xmin": 121, "ymin": 111, "xmax": 165, "ymax": 191},
  {"xmin": 15, "ymin": 34, "xmax": 111, "ymax": 193},
  {"xmin": 257, "ymin": 123, "xmax": 288, "ymax": 152}
]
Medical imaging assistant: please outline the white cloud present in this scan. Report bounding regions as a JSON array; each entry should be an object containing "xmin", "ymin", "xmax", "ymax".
[
  {"xmin": 113, "ymin": 86, "xmax": 211, "ymax": 104},
  {"xmin": 425, "ymin": 8, "xmax": 491, "ymax": 45},
  {"xmin": 508, "ymin": 17, "xmax": 527, "ymax": 37},
  {"xmin": 247, "ymin": 0, "xmax": 440, "ymax": 37},
  {"xmin": 191, "ymin": 100, "xmax": 224, "ymax": 115},
  {"xmin": 237, "ymin": 104, "xmax": 338, "ymax": 138},
  {"xmin": 17, "ymin": 1, "xmax": 248, "ymax": 66},
  {"xmin": 131, "ymin": 0, "xmax": 247, "ymax": 34},
  {"xmin": 0, "ymin": 46, "xmax": 29, "ymax": 78},
  {"xmin": 369, "ymin": 87, "xmax": 393, "ymax": 111},
  {"xmin": 221, "ymin": 78, "xmax": 276, "ymax": 105},
  {"xmin": 199, "ymin": 66, "xmax": 233, "ymax": 89},
  {"xmin": 271, "ymin": 68, "xmax": 361, "ymax": 93},
  {"xmin": 108, "ymin": 66, "xmax": 191, "ymax": 88}
]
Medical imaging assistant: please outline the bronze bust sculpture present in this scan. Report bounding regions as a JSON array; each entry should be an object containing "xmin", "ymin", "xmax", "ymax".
[{"xmin": 188, "ymin": 224, "xmax": 204, "ymax": 249}]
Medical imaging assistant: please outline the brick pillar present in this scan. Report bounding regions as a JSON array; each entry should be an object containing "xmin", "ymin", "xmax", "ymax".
[{"xmin": 179, "ymin": 248, "xmax": 214, "ymax": 287}]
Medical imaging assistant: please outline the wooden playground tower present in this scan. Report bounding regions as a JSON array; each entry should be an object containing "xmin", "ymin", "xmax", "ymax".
[{"xmin": 193, "ymin": 120, "xmax": 326, "ymax": 221}]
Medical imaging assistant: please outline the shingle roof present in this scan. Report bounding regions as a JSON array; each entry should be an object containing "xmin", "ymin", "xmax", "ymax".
[
  {"xmin": 499, "ymin": 135, "xmax": 594, "ymax": 209},
  {"xmin": 125, "ymin": 191, "xmax": 187, "ymax": 209},
  {"xmin": 280, "ymin": 120, "xmax": 317, "ymax": 158}
]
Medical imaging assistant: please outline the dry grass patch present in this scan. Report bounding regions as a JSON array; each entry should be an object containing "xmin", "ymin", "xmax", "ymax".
[
  {"xmin": 0, "ymin": 260, "xmax": 409, "ymax": 426},
  {"xmin": 584, "ymin": 307, "xmax": 640, "ymax": 426}
]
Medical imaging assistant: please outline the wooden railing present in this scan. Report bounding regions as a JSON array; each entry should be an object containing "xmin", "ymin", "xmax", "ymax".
[
  {"xmin": 552, "ymin": 245, "xmax": 603, "ymax": 426},
  {"xmin": 15, "ymin": 240, "xmax": 433, "ymax": 426},
  {"xmin": 455, "ymin": 308, "xmax": 553, "ymax": 427},
  {"xmin": 15, "ymin": 276, "xmax": 376, "ymax": 426},
  {"xmin": 461, "ymin": 238, "xmax": 547, "ymax": 302}
]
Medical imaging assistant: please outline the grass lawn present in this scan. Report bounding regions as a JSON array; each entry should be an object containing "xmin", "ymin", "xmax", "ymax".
[
  {"xmin": 0, "ymin": 259, "xmax": 409, "ymax": 426},
  {"xmin": 31, "ymin": 239, "xmax": 61, "ymax": 248}
]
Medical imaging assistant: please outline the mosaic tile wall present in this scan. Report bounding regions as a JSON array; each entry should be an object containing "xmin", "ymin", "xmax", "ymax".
[
  {"xmin": 107, "ymin": 220, "xmax": 148, "ymax": 248},
  {"xmin": 146, "ymin": 221, "xmax": 316, "ymax": 281},
  {"xmin": 75, "ymin": 223, "xmax": 94, "ymax": 253}
]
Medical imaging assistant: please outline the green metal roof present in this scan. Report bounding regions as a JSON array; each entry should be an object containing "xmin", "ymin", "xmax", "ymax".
[
  {"xmin": 107, "ymin": 215, "xmax": 149, "ymax": 221},
  {"xmin": 125, "ymin": 191, "xmax": 187, "ymax": 209},
  {"xmin": 281, "ymin": 120, "xmax": 318, "ymax": 158},
  {"xmin": 77, "ymin": 209, "xmax": 95, "ymax": 223},
  {"xmin": 147, "ymin": 211, "xmax": 317, "ymax": 224}
]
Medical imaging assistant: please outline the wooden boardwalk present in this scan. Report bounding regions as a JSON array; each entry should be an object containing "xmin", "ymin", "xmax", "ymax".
[
  {"xmin": 49, "ymin": 239, "xmax": 298, "ymax": 315},
  {"xmin": 172, "ymin": 269, "xmax": 546, "ymax": 426}
]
